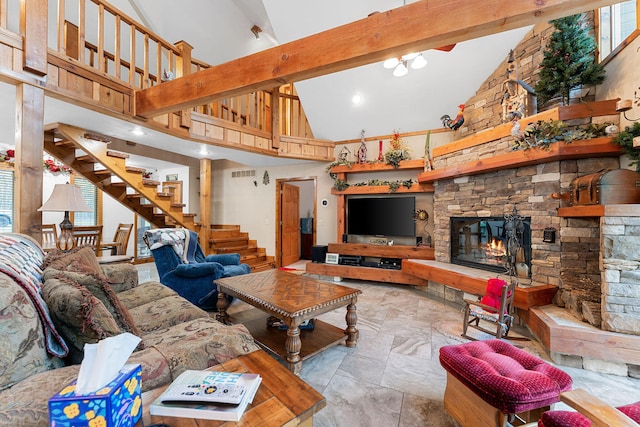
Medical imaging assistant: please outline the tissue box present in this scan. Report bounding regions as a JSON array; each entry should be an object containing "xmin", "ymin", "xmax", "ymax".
[{"xmin": 48, "ymin": 364, "xmax": 142, "ymax": 427}]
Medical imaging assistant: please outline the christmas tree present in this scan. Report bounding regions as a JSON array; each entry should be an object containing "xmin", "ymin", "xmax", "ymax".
[{"xmin": 535, "ymin": 14, "xmax": 605, "ymax": 106}]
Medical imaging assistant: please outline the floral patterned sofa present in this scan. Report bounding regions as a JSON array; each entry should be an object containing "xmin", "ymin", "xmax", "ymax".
[{"xmin": 0, "ymin": 233, "xmax": 259, "ymax": 427}]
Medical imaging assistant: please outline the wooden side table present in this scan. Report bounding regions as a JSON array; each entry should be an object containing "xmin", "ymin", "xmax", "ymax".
[{"xmin": 139, "ymin": 349, "xmax": 326, "ymax": 426}]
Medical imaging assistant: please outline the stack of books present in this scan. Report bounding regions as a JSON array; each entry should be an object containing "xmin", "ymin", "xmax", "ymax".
[{"xmin": 150, "ymin": 370, "xmax": 262, "ymax": 421}]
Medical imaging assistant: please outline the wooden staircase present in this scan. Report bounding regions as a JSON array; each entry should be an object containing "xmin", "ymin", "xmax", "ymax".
[
  {"xmin": 43, "ymin": 123, "xmax": 199, "ymax": 231},
  {"xmin": 209, "ymin": 225, "xmax": 275, "ymax": 272}
]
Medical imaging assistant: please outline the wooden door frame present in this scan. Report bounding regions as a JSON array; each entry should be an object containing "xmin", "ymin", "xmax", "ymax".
[{"xmin": 275, "ymin": 176, "xmax": 317, "ymax": 268}]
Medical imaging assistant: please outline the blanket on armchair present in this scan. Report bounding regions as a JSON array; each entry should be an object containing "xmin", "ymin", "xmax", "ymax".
[
  {"xmin": 144, "ymin": 228, "xmax": 199, "ymax": 264},
  {"xmin": 0, "ymin": 234, "xmax": 68, "ymax": 357}
]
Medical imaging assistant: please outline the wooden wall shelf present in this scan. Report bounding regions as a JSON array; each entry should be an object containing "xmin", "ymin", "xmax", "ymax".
[
  {"xmin": 418, "ymin": 137, "xmax": 623, "ymax": 184},
  {"xmin": 331, "ymin": 183, "xmax": 434, "ymax": 195},
  {"xmin": 330, "ymin": 159, "xmax": 426, "ymax": 174}
]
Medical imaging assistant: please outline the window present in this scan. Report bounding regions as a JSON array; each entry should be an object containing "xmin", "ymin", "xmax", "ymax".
[
  {"xmin": 72, "ymin": 177, "xmax": 98, "ymax": 226},
  {"xmin": 0, "ymin": 168, "xmax": 14, "ymax": 232},
  {"xmin": 598, "ymin": 1, "xmax": 638, "ymax": 61}
]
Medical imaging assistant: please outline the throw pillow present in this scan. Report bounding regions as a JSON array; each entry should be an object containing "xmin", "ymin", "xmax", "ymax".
[
  {"xmin": 43, "ymin": 268, "xmax": 142, "ymax": 339},
  {"xmin": 41, "ymin": 275, "xmax": 123, "ymax": 364},
  {"xmin": 480, "ymin": 278, "xmax": 509, "ymax": 313},
  {"xmin": 42, "ymin": 246, "xmax": 104, "ymax": 278}
]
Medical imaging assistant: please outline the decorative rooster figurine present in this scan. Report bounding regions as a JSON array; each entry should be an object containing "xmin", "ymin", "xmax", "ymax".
[{"xmin": 440, "ymin": 104, "xmax": 465, "ymax": 130}]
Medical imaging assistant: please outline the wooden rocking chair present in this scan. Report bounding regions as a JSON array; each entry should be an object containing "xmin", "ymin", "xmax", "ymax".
[{"xmin": 462, "ymin": 277, "xmax": 516, "ymax": 340}]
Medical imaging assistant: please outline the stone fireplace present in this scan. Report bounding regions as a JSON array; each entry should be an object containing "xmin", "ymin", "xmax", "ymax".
[
  {"xmin": 431, "ymin": 145, "xmax": 640, "ymax": 338},
  {"xmin": 450, "ymin": 216, "xmax": 532, "ymax": 277}
]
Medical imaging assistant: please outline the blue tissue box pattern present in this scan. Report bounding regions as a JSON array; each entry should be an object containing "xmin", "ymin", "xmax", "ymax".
[{"xmin": 48, "ymin": 364, "xmax": 142, "ymax": 427}]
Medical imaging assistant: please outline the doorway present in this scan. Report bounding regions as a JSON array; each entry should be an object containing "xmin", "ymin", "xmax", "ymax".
[{"xmin": 276, "ymin": 177, "xmax": 317, "ymax": 268}]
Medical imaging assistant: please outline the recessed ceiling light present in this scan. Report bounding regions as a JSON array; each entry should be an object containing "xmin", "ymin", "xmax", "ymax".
[
  {"xmin": 352, "ymin": 94, "xmax": 362, "ymax": 105},
  {"xmin": 131, "ymin": 128, "xmax": 144, "ymax": 136},
  {"xmin": 199, "ymin": 146, "xmax": 209, "ymax": 156}
]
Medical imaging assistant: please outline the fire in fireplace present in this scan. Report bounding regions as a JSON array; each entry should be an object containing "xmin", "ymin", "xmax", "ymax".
[{"xmin": 450, "ymin": 216, "xmax": 532, "ymax": 276}]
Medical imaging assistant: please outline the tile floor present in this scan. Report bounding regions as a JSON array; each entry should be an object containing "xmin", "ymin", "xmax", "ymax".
[{"xmin": 135, "ymin": 262, "xmax": 640, "ymax": 427}]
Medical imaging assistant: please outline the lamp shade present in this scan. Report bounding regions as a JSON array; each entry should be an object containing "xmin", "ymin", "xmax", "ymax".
[{"xmin": 38, "ymin": 184, "xmax": 92, "ymax": 212}]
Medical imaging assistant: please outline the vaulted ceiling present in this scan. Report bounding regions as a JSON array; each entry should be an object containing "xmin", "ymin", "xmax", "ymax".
[{"xmin": 0, "ymin": 0, "xmax": 615, "ymax": 168}]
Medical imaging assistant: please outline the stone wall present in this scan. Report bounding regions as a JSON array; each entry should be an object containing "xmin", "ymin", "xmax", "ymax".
[{"xmin": 601, "ymin": 209, "xmax": 640, "ymax": 335}]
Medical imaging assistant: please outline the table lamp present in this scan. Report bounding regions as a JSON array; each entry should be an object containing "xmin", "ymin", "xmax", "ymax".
[{"xmin": 38, "ymin": 183, "xmax": 92, "ymax": 250}]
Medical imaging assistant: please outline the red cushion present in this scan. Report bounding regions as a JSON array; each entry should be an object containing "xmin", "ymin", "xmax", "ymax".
[
  {"xmin": 439, "ymin": 339, "xmax": 573, "ymax": 414},
  {"xmin": 480, "ymin": 278, "xmax": 507, "ymax": 312},
  {"xmin": 539, "ymin": 401, "xmax": 640, "ymax": 426}
]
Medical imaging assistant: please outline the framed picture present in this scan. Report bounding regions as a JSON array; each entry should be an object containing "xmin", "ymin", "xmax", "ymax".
[
  {"xmin": 325, "ymin": 253, "xmax": 339, "ymax": 264},
  {"xmin": 166, "ymin": 174, "xmax": 178, "ymax": 181}
]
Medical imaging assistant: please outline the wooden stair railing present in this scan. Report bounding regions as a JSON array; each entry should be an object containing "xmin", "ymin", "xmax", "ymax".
[
  {"xmin": 209, "ymin": 225, "xmax": 275, "ymax": 272},
  {"xmin": 43, "ymin": 123, "xmax": 199, "ymax": 231}
]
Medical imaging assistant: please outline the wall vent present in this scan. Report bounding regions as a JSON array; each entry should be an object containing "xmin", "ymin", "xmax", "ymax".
[{"xmin": 231, "ymin": 170, "xmax": 256, "ymax": 178}]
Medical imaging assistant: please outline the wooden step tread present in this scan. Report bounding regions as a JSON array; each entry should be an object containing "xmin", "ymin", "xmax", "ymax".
[
  {"xmin": 126, "ymin": 166, "xmax": 146, "ymax": 174},
  {"xmin": 94, "ymin": 169, "xmax": 112, "ymax": 176},
  {"xmin": 143, "ymin": 179, "xmax": 161, "ymax": 186},
  {"xmin": 209, "ymin": 236, "xmax": 249, "ymax": 244},
  {"xmin": 76, "ymin": 154, "xmax": 97, "ymax": 162},
  {"xmin": 106, "ymin": 150, "xmax": 129, "ymax": 159}
]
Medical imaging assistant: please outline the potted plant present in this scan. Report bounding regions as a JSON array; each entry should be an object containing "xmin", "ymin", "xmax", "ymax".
[{"xmin": 535, "ymin": 14, "xmax": 606, "ymax": 107}]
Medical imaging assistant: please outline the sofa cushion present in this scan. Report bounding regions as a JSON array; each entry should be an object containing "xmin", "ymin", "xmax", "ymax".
[
  {"xmin": 0, "ymin": 364, "xmax": 80, "ymax": 427},
  {"xmin": 0, "ymin": 272, "xmax": 64, "ymax": 392},
  {"xmin": 142, "ymin": 317, "xmax": 259, "ymax": 375},
  {"xmin": 128, "ymin": 294, "xmax": 209, "ymax": 333},
  {"xmin": 117, "ymin": 281, "xmax": 178, "ymax": 309},
  {"xmin": 41, "ymin": 275, "xmax": 124, "ymax": 364}
]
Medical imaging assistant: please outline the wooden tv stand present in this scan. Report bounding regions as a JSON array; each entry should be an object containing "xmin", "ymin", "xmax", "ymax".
[{"xmin": 305, "ymin": 243, "xmax": 434, "ymax": 286}]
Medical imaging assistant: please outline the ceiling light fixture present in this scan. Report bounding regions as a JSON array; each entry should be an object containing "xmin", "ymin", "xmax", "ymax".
[
  {"xmin": 251, "ymin": 25, "xmax": 262, "ymax": 40},
  {"xmin": 383, "ymin": 53, "xmax": 427, "ymax": 76},
  {"xmin": 131, "ymin": 128, "xmax": 144, "ymax": 136}
]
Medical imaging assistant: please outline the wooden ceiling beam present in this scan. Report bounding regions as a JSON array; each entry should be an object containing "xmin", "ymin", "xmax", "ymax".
[{"xmin": 134, "ymin": 0, "xmax": 618, "ymax": 117}]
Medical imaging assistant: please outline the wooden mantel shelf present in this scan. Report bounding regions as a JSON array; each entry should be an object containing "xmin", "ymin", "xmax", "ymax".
[
  {"xmin": 558, "ymin": 203, "xmax": 640, "ymax": 217},
  {"xmin": 418, "ymin": 137, "xmax": 623, "ymax": 184}
]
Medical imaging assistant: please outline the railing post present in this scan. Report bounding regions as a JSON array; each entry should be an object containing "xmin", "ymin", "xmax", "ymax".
[
  {"xmin": 20, "ymin": 0, "xmax": 48, "ymax": 76},
  {"xmin": 175, "ymin": 40, "xmax": 193, "ymax": 129},
  {"xmin": 271, "ymin": 87, "xmax": 281, "ymax": 150},
  {"xmin": 1, "ymin": 0, "xmax": 7, "ymax": 29},
  {"xmin": 199, "ymin": 158, "xmax": 211, "ymax": 247}
]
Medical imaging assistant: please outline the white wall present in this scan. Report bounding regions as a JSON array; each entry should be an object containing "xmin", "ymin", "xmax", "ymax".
[{"xmin": 597, "ymin": 33, "xmax": 640, "ymax": 170}]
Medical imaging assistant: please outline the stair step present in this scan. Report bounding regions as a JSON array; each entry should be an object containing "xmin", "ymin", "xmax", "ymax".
[
  {"xmin": 106, "ymin": 150, "xmax": 129, "ymax": 159},
  {"xmin": 170, "ymin": 203, "xmax": 186, "ymax": 208},
  {"xmin": 156, "ymin": 192, "xmax": 172, "ymax": 197},
  {"xmin": 143, "ymin": 179, "xmax": 160, "ymax": 187},
  {"xmin": 53, "ymin": 139, "xmax": 74, "ymax": 148},
  {"xmin": 110, "ymin": 182, "xmax": 127, "ymax": 187},
  {"xmin": 210, "ymin": 235, "xmax": 249, "ymax": 244},
  {"xmin": 211, "ymin": 225, "xmax": 241, "ymax": 231},
  {"xmin": 76, "ymin": 154, "xmax": 97, "ymax": 163},
  {"xmin": 126, "ymin": 166, "xmax": 145, "ymax": 174},
  {"xmin": 250, "ymin": 261, "xmax": 276, "ymax": 273},
  {"xmin": 94, "ymin": 169, "xmax": 112, "ymax": 176}
]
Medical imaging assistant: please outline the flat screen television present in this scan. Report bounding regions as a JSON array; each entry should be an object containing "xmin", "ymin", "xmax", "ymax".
[{"xmin": 347, "ymin": 196, "xmax": 416, "ymax": 238}]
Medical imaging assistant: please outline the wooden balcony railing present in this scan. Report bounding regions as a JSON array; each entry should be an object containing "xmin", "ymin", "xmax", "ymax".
[{"xmin": 0, "ymin": 0, "xmax": 313, "ymax": 140}]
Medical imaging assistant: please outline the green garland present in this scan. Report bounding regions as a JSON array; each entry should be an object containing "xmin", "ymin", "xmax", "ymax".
[
  {"xmin": 612, "ymin": 122, "xmax": 640, "ymax": 172},
  {"xmin": 512, "ymin": 119, "xmax": 610, "ymax": 151}
]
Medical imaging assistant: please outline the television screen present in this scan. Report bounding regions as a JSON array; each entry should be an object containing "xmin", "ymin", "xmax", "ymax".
[{"xmin": 347, "ymin": 196, "xmax": 416, "ymax": 238}]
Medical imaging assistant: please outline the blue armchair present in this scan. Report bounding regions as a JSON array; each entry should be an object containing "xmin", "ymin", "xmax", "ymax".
[{"xmin": 145, "ymin": 229, "xmax": 251, "ymax": 310}]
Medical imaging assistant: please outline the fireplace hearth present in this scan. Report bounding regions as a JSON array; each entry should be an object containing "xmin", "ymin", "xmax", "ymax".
[{"xmin": 450, "ymin": 216, "xmax": 532, "ymax": 277}]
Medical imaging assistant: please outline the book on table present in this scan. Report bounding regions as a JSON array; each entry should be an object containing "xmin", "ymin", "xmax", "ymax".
[{"xmin": 149, "ymin": 370, "xmax": 262, "ymax": 421}]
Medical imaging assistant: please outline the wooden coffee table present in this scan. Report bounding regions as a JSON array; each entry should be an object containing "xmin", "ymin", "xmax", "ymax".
[
  {"xmin": 139, "ymin": 349, "xmax": 326, "ymax": 426},
  {"xmin": 215, "ymin": 269, "xmax": 362, "ymax": 375}
]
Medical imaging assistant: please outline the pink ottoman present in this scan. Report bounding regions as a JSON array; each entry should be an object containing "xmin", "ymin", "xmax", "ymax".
[{"xmin": 439, "ymin": 339, "xmax": 572, "ymax": 427}]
